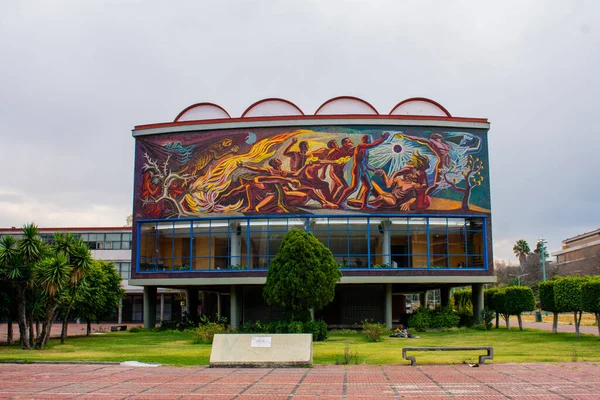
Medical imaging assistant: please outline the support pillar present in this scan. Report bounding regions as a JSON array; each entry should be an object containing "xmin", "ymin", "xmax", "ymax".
[
  {"xmin": 440, "ymin": 287, "xmax": 452, "ymax": 309},
  {"xmin": 230, "ymin": 286, "xmax": 240, "ymax": 331},
  {"xmin": 381, "ymin": 221, "xmax": 391, "ymax": 266},
  {"xmin": 143, "ymin": 286, "xmax": 157, "ymax": 329},
  {"xmin": 472, "ymin": 283, "xmax": 484, "ymax": 324},
  {"xmin": 217, "ymin": 293, "xmax": 222, "ymax": 319},
  {"xmin": 230, "ymin": 222, "xmax": 242, "ymax": 267},
  {"xmin": 419, "ymin": 292, "xmax": 427, "ymax": 309},
  {"xmin": 117, "ymin": 299, "xmax": 123, "ymax": 324},
  {"xmin": 187, "ymin": 288, "xmax": 199, "ymax": 322},
  {"xmin": 160, "ymin": 293, "xmax": 165, "ymax": 322},
  {"xmin": 385, "ymin": 283, "xmax": 393, "ymax": 328}
]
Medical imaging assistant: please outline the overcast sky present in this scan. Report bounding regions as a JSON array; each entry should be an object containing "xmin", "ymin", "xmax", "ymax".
[{"xmin": 1, "ymin": 1, "xmax": 598, "ymax": 263}]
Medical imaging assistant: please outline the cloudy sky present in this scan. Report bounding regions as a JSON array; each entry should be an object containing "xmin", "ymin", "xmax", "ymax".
[{"xmin": 1, "ymin": 1, "xmax": 598, "ymax": 262}]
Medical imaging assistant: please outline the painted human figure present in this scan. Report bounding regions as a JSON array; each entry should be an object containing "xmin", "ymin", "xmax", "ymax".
[
  {"xmin": 335, "ymin": 132, "xmax": 390, "ymax": 210},
  {"xmin": 283, "ymin": 138, "xmax": 309, "ymax": 172},
  {"xmin": 320, "ymin": 138, "xmax": 355, "ymax": 201},
  {"xmin": 399, "ymin": 132, "xmax": 449, "ymax": 192},
  {"xmin": 405, "ymin": 151, "xmax": 431, "ymax": 211},
  {"xmin": 370, "ymin": 167, "xmax": 418, "ymax": 211}
]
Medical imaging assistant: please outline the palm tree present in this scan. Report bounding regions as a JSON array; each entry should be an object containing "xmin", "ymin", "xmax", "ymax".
[
  {"xmin": 0, "ymin": 235, "xmax": 29, "ymax": 348},
  {"xmin": 513, "ymin": 239, "xmax": 531, "ymax": 272},
  {"xmin": 35, "ymin": 253, "xmax": 72, "ymax": 349}
]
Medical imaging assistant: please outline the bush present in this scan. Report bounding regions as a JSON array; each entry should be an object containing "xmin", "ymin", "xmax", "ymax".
[
  {"xmin": 129, "ymin": 326, "xmax": 144, "ymax": 333},
  {"xmin": 193, "ymin": 322, "xmax": 226, "ymax": 344},
  {"xmin": 408, "ymin": 307, "xmax": 432, "ymax": 331},
  {"xmin": 482, "ymin": 308, "xmax": 495, "ymax": 330},
  {"xmin": 456, "ymin": 306, "xmax": 474, "ymax": 327},
  {"xmin": 471, "ymin": 324, "xmax": 487, "ymax": 331},
  {"xmin": 237, "ymin": 319, "xmax": 328, "ymax": 341},
  {"xmin": 303, "ymin": 320, "xmax": 328, "ymax": 342},
  {"xmin": 361, "ymin": 320, "xmax": 389, "ymax": 342},
  {"xmin": 430, "ymin": 307, "xmax": 460, "ymax": 329},
  {"xmin": 504, "ymin": 286, "xmax": 535, "ymax": 316},
  {"xmin": 157, "ymin": 320, "xmax": 178, "ymax": 331},
  {"xmin": 452, "ymin": 289, "xmax": 472, "ymax": 309}
]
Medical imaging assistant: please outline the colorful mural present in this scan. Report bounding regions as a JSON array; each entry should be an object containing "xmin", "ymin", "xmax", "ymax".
[{"xmin": 134, "ymin": 126, "xmax": 490, "ymax": 219}]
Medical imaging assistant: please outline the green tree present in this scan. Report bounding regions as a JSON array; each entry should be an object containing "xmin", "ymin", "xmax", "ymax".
[
  {"xmin": 34, "ymin": 253, "xmax": 72, "ymax": 349},
  {"xmin": 581, "ymin": 277, "xmax": 600, "ymax": 338},
  {"xmin": 484, "ymin": 287, "xmax": 501, "ymax": 328},
  {"xmin": 533, "ymin": 241, "xmax": 549, "ymax": 260},
  {"xmin": 554, "ymin": 276, "xmax": 587, "ymax": 338},
  {"xmin": 263, "ymin": 229, "xmax": 341, "ymax": 320},
  {"xmin": 492, "ymin": 288, "xmax": 511, "ymax": 329},
  {"xmin": 513, "ymin": 239, "xmax": 531, "ymax": 270},
  {"xmin": 73, "ymin": 260, "xmax": 125, "ymax": 335},
  {"xmin": 538, "ymin": 280, "xmax": 559, "ymax": 334},
  {"xmin": 503, "ymin": 286, "xmax": 535, "ymax": 330}
]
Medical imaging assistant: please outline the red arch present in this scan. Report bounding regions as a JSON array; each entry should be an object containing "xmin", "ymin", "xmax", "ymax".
[
  {"xmin": 241, "ymin": 98, "xmax": 305, "ymax": 118},
  {"xmin": 315, "ymin": 96, "xmax": 379, "ymax": 115},
  {"xmin": 174, "ymin": 102, "xmax": 232, "ymax": 122},
  {"xmin": 389, "ymin": 97, "xmax": 452, "ymax": 117}
]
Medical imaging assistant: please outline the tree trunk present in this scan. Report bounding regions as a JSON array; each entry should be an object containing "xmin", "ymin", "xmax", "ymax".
[
  {"xmin": 14, "ymin": 286, "xmax": 30, "ymax": 349},
  {"xmin": 505, "ymin": 315, "xmax": 510, "ymax": 330},
  {"xmin": 7, "ymin": 321, "xmax": 13, "ymax": 345},
  {"xmin": 26, "ymin": 304, "xmax": 35, "ymax": 348},
  {"xmin": 574, "ymin": 311, "xmax": 581, "ymax": 338},
  {"xmin": 552, "ymin": 312, "xmax": 558, "ymax": 335},
  {"xmin": 517, "ymin": 313, "xmax": 523, "ymax": 330},
  {"xmin": 495, "ymin": 312, "xmax": 499, "ymax": 329},
  {"xmin": 35, "ymin": 320, "xmax": 40, "ymax": 340},
  {"xmin": 86, "ymin": 321, "xmax": 91, "ymax": 336},
  {"xmin": 61, "ymin": 318, "xmax": 69, "ymax": 344},
  {"xmin": 35, "ymin": 304, "xmax": 58, "ymax": 350},
  {"xmin": 596, "ymin": 313, "xmax": 600, "ymax": 338}
]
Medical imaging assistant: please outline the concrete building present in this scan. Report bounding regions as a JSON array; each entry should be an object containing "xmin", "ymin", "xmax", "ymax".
[
  {"xmin": 551, "ymin": 229, "xmax": 600, "ymax": 275},
  {"xmin": 130, "ymin": 96, "xmax": 496, "ymax": 329}
]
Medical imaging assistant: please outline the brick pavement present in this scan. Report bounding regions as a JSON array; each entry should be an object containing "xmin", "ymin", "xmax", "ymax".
[{"xmin": 0, "ymin": 362, "xmax": 599, "ymax": 399}]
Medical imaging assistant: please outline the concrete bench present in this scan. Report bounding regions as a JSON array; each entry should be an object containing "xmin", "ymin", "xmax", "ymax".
[
  {"xmin": 402, "ymin": 346, "xmax": 493, "ymax": 366},
  {"xmin": 110, "ymin": 325, "xmax": 127, "ymax": 332}
]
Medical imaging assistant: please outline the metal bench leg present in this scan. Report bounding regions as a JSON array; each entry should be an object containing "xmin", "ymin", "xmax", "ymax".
[{"xmin": 479, "ymin": 348, "xmax": 494, "ymax": 365}]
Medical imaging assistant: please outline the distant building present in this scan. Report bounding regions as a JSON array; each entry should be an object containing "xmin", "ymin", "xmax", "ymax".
[
  {"xmin": 0, "ymin": 226, "xmax": 181, "ymax": 323},
  {"xmin": 551, "ymin": 229, "xmax": 600, "ymax": 274}
]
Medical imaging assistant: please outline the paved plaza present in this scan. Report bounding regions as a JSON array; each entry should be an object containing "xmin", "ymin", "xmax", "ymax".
[{"xmin": 1, "ymin": 362, "xmax": 599, "ymax": 399}]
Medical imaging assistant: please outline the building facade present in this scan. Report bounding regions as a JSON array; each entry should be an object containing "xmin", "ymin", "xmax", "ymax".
[
  {"xmin": 130, "ymin": 97, "xmax": 495, "ymax": 328},
  {"xmin": 551, "ymin": 229, "xmax": 600, "ymax": 275}
]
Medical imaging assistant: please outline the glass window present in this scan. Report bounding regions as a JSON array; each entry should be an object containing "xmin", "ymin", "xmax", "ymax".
[{"xmin": 105, "ymin": 233, "xmax": 121, "ymax": 241}]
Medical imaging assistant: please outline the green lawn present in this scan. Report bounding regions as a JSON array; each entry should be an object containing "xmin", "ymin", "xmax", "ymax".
[{"xmin": 0, "ymin": 328, "xmax": 599, "ymax": 366}]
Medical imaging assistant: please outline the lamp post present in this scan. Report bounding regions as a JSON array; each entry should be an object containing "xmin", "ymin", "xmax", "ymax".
[
  {"xmin": 537, "ymin": 238, "xmax": 547, "ymax": 281},
  {"xmin": 509, "ymin": 273, "xmax": 530, "ymax": 286}
]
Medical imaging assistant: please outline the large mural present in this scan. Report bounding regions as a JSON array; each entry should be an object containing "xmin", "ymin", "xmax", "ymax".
[{"xmin": 134, "ymin": 126, "xmax": 490, "ymax": 219}]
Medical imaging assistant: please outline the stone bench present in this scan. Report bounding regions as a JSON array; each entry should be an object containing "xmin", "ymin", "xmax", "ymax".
[
  {"xmin": 110, "ymin": 325, "xmax": 127, "ymax": 332},
  {"xmin": 402, "ymin": 346, "xmax": 493, "ymax": 366}
]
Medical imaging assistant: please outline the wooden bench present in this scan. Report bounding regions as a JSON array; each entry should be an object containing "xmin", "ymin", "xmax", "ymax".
[
  {"xmin": 110, "ymin": 325, "xmax": 127, "ymax": 332},
  {"xmin": 402, "ymin": 346, "xmax": 494, "ymax": 366}
]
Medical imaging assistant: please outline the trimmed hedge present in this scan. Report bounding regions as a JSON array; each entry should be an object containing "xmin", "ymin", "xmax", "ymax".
[
  {"xmin": 237, "ymin": 319, "xmax": 328, "ymax": 341},
  {"xmin": 538, "ymin": 280, "xmax": 557, "ymax": 313},
  {"xmin": 503, "ymin": 286, "xmax": 535, "ymax": 315}
]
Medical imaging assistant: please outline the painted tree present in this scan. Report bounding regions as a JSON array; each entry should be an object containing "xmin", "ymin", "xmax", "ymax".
[
  {"xmin": 554, "ymin": 276, "xmax": 587, "ymax": 338},
  {"xmin": 581, "ymin": 277, "xmax": 600, "ymax": 338},
  {"xmin": 442, "ymin": 154, "xmax": 484, "ymax": 211},
  {"xmin": 512, "ymin": 240, "xmax": 531, "ymax": 271},
  {"xmin": 263, "ymin": 229, "xmax": 341, "ymax": 321},
  {"xmin": 503, "ymin": 286, "xmax": 535, "ymax": 330},
  {"xmin": 538, "ymin": 280, "xmax": 559, "ymax": 334}
]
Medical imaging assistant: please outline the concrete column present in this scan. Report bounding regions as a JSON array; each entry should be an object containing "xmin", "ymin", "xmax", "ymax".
[
  {"xmin": 419, "ymin": 292, "xmax": 427, "ymax": 309},
  {"xmin": 117, "ymin": 299, "xmax": 123, "ymax": 324},
  {"xmin": 160, "ymin": 293, "xmax": 165, "ymax": 322},
  {"xmin": 309, "ymin": 308, "xmax": 314, "ymax": 321},
  {"xmin": 381, "ymin": 221, "xmax": 391, "ymax": 266},
  {"xmin": 385, "ymin": 283, "xmax": 393, "ymax": 328},
  {"xmin": 230, "ymin": 222, "xmax": 242, "ymax": 267},
  {"xmin": 187, "ymin": 288, "xmax": 199, "ymax": 322},
  {"xmin": 143, "ymin": 286, "xmax": 157, "ymax": 329},
  {"xmin": 440, "ymin": 287, "xmax": 452, "ymax": 308},
  {"xmin": 472, "ymin": 284, "xmax": 484, "ymax": 324},
  {"xmin": 217, "ymin": 293, "xmax": 222, "ymax": 319},
  {"xmin": 230, "ymin": 286, "xmax": 240, "ymax": 331}
]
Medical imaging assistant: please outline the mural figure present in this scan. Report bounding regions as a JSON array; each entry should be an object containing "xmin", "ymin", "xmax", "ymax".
[
  {"xmin": 335, "ymin": 132, "xmax": 390, "ymax": 210},
  {"xmin": 134, "ymin": 127, "xmax": 489, "ymax": 219}
]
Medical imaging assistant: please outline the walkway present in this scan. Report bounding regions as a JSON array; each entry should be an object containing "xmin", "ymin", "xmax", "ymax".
[
  {"xmin": 520, "ymin": 321, "xmax": 598, "ymax": 336},
  {"xmin": 1, "ymin": 362, "xmax": 599, "ymax": 399}
]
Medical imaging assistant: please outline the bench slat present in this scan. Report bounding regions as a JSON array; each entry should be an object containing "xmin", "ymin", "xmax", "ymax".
[{"xmin": 402, "ymin": 346, "xmax": 493, "ymax": 366}]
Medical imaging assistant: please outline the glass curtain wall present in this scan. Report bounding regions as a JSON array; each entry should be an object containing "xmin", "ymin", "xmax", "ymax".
[{"xmin": 137, "ymin": 216, "xmax": 486, "ymax": 272}]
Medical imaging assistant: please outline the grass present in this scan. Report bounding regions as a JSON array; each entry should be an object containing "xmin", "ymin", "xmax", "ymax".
[{"xmin": 0, "ymin": 328, "xmax": 599, "ymax": 366}]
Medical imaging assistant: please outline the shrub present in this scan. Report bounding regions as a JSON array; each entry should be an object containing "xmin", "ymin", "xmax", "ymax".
[
  {"xmin": 157, "ymin": 320, "xmax": 179, "ymax": 331},
  {"xmin": 304, "ymin": 320, "xmax": 328, "ymax": 341},
  {"xmin": 555, "ymin": 276, "xmax": 587, "ymax": 337},
  {"xmin": 456, "ymin": 306, "xmax": 474, "ymax": 327},
  {"xmin": 471, "ymin": 324, "xmax": 487, "ymax": 331},
  {"xmin": 452, "ymin": 289, "xmax": 472, "ymax": 309},
  {"xmin": 581, "ymin": 277, "xmax": 600, "ymax": 338},
  {"xmin": 193, "ymin": 322, "xmax": 226, "ymax": 344},
  {"xmin": 129, "ymin": 326, "xmax": 144, "ymax": 333},
  {"xmin": 408, "ymin": 307, "xmax": 432, "ymax": 331},
  {"xmin": 361, "ymin": 320, "xmax": 389, "ymax": 342},
  {"xmin": 430, "ymin": 307, "xmax": 460, "ymax": 329},
  {"xmin": 336, "ymin": 344, "xmax": 359, "ymax": 365},
  {"xmin": 482, "ymin": 308, "xmax": 495, "ymax": 330},
  {"xmin": 504, "ymin": 286, "xmax": 535, "ymax": 330}
]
